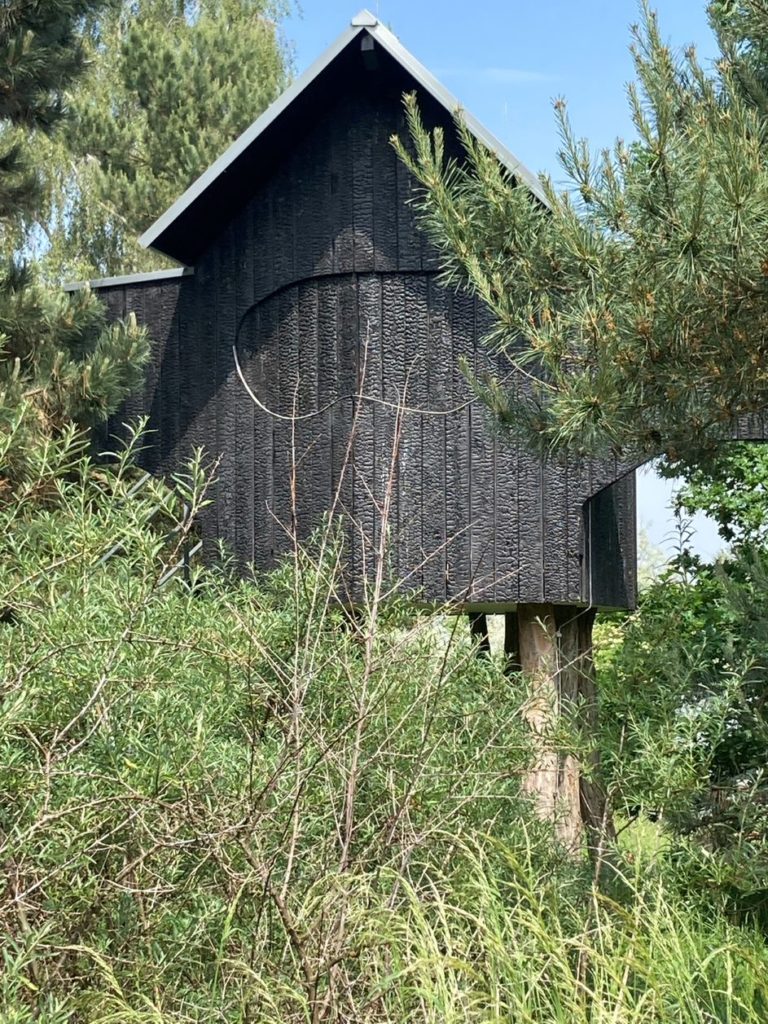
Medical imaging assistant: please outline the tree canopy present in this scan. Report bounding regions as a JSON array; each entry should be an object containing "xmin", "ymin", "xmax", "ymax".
[
  {"xmin": 0, "ymin": 0, "xmax": 148, "ymax": 491},
  {"xmin": 5, "ymin": 0, "xmax": 292, "ymax": 280}
]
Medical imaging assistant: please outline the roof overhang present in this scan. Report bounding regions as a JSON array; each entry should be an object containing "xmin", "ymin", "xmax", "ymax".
[{"xmin": 140, "ymin": 10, "xmax": 547, "ymax": 266}]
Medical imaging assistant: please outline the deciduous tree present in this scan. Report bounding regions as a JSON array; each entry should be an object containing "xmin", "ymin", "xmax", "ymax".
[
  {"xmin": 0, "ymin": 0, "xmax": 148, "ymax": 491},
  {"xmin": 7, "ymin": 0, "xmax": 291, "ymax": 279}
]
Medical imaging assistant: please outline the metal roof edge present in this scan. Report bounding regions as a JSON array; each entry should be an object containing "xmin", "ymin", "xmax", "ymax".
[
  {"xmin": 140, "ymin": 12, "xmax": 548, "ymax": 257},
  {"xmin": 63, "ymin": 266, "xmax": 194, "ymax": 292},
  {"xmin": 366, "ymin": 19, "xmax": 549, "ymax": 207},
  {"xmin": 351, "ymin": 9, "xmax": 378, "ymax": 26},
  {"xmin": 139, "ymin": 22, "xmax": 365, "ymax": 253}
]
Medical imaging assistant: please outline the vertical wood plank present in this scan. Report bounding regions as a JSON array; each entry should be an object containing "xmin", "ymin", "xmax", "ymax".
[
  {"xmin": 337, "ymin": 274, "xmax": 360, "ymax": 600},
  {"xmin": 233, "ymin": 204, "xmax": 255, "ymax": 568},
  {"xmin": 469, "ymin": 301, "xmax": 497, "ymax": 604},
  {"xmin": 381, "ymin": 275, "xmax": 407, "ymax": 591},
  {"xmin": 351, "ymin": 98, "xmax": 375, "ymax": 273},
  {"xmin": 253, "ymin": 300, "xmax": 277, "ymax": 571},
  {"xmin": 176, "ymin": 275, "xmax": 197, "ymax": 466},
  {"xmin": 543, "ymin": 457, "xmax": 569, "ymax": 604},
  {"xmin": 296, "ymin": 281, "xmax": 322, "ymax": 546},
  {"xmin": 316, "ymin": 278, "xmax": 338, "ymax": 535},
  {"xmin": 402, "ymin": 274, "xmax": 428, "ymax": 597},
  {"xmin": 372, "ymin": 102, "xmax": 399, "ymax": 272},
  {"xmin": 357, "ymin": 273, "xmax": 384, "ymax": 588},
  {"xmin": 517, "ymin": 452, "xmax": 545, "ymax": 604},
  {"xmin": 294, "ymin": 123, "xmax": 328, "ymax": 281},
  {"xmin": 396, "ymin": 146, "xmax": 421, "ymax": 272},
  {"xmin": 214, "ymin": 231, "xmax": 237, "ymax": 559},
  {"xmin": 565, "ymin": 452, "xmax": 590, "ymax": 604},
  {"xmin": 157, "ymin": 283, "xmax": 181, "ymax": 476},
  {"xmin": 487, "ymin": 321, "xmax": 520, "ymax": 605},
  {"xmin": 329, "ymin": 102, "xmax": 355, "ymax": 275},
  {"xmin": 422, "ymin": 277, "xmax": 450, "ymax": 603},
  {"xmin": 250, "ymin": 181, "xmax": 275, "ymax": 306},
  {"xmin": 445, "ymin": 289, "xmax": 473, "ymax": 605},
  {"xmin": 191, "ymin": 258, "xmax": 219, "ymax": 548},
  {"xmin": 140, "ymin": 284, "xmax": 162, "ymax": 473},
  {"xmin": 272, "ymin": 153, "xmax": 296, "ymax": 291},
  {"xmin": 272, "ymin": 286, "xmax": 300, "ymax": 564}
]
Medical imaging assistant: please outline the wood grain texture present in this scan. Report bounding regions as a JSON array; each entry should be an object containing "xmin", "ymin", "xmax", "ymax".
[
  {"xmin": 422, "ymin": 277, "xmax": 450, "ymax": 599},
  {"xmin": 234, "ymin": 205, "xmax": 255, "ymax": 566},
  {"xmin": 469, "ymin": 305, "xmax": 498, "ymax": 605},
  {"xmin": 543, "ymin": 458, "xmax": 569, "ymax": 603},
  {"xmin": 216, "ymin": 225, "xmax": 238, "ymax": 555},
  {"xmin": 445, "ymin": 290, "xmax": 474, "ymax": 605},
  {"xmin": 296, "ymin": 279, "xmax": 321, "ymax": 545},
  {"xmin": 89, "ymin": 80, "xmax": 644, "ymax": 610},
  {"xmin": 356, "ymin": 273, "xmax": 383, "ymax": 585}
]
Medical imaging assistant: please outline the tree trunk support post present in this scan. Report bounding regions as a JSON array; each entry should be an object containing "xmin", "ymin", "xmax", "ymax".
[{"xmin": 516, "ymin": 602, "xmax": 614, "ymax": 860}]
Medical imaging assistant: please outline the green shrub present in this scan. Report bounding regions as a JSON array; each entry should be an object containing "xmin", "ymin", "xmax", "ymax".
[
  {"xmin": 597, "ymin": 542, "xmax": 768, "ymax": 925},
  {"xmin": 3, "ymin": 434, "xmax": 767, "ymax": 1020}
]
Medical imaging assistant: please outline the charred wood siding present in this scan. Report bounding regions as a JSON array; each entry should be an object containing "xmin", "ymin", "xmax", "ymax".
[{"xmin": 92, "ymin": 83, "xmax": 637, "ymax": 610}]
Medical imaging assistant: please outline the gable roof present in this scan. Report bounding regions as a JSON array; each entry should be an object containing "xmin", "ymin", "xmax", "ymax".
[{"xmin": 140, "ymin": 9, "xmax": 546, "ymax": 266}]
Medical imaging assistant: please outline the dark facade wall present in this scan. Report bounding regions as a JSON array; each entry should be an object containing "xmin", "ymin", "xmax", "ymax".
[
  {"xmin": 584, "ymin": 477, "xmax": 637, "ymax": 610},
  {"xmin": 93, "ymin": 78, "xmax": 637, "ymax": 610}
]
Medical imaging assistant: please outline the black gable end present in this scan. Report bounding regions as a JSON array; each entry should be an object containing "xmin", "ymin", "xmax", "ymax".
[
  {"xmin": 85, "ymin": 12, "xmax": 638, "ymax": 612},
  {"xmin": 150, "ymin": 34, "xmax": 469, "ymax": 267},
  {"xmin": 142, "ymin": 16, "xmax": 548, "ymax": 267}
]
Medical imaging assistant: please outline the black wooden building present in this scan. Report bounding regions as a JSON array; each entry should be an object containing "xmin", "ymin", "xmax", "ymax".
[{"xmin": 75, "ymin": 10, "xmax": 638, "ymax": 612}]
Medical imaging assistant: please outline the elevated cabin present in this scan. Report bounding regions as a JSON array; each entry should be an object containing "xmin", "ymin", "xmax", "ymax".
[{"xmin": 73, "ymin": 11, "xmax": 637, "ymax": 615}]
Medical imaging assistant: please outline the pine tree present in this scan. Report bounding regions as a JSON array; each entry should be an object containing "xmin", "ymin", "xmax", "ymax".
[
  {"xmin": 0, "ymin": 0, "xmax": 148, "ymax": 493},
  {"xmin": 9, "ymin": 0, "xmax": 291, "ymax": 280},
  {"xmin": 397, "ymin": 1, "xmax": 768, "ymax": 465}
]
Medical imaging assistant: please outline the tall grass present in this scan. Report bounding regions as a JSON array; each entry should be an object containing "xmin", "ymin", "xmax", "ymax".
[{"xmin": 2, "ymin": 432, "xmax": 767, "ymax": 1021}]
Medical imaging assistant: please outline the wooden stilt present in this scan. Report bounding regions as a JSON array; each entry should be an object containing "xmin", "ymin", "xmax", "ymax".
[
  {"xmin": 516, "ymin": 603, "xmax": 614, "ymax": 860},
  {"xmin": 558, "ymin": 606, "xmax": 616, "ymax": 864},
  {"xmin": 468, "ymin": 612, "xmax": 491, "ymax": 657}
]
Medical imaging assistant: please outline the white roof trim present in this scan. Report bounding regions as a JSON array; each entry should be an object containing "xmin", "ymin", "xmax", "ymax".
[
  {"xmin": 139, "ymin": 12, "xmax": 547, "ymax": 257},
  {"xmin": 63, "ymin": 266, "xmax": 194, "ymax": 292},
  {"xmin": 351, "ymin": 9, "xmax": 378, "ymax": 27}
]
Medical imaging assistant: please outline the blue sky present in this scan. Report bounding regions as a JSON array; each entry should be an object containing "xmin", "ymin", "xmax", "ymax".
[{"xmin": 284, "ymin": 1, "xmax": 725, "ymax": 560}]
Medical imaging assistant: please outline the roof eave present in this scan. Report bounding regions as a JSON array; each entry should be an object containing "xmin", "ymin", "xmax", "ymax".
[
  {"xmin": 139, "ymin": 22, "xmax": 366, "ymax": 257},
  {"xmin": 140, "ymin": 14, "xmax": 548, "ymax": 262}
]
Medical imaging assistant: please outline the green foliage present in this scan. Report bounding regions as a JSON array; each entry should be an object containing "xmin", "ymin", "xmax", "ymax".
[
  {"xmin": 11, "ymin": 0, "xmax": 292, "ymax": 279},
  {"xmin": 0, "ymin": 280, "xmax": 148, "ymax": 492},
  {"xmin": 597, "ymin": 543, "xmax": 768, "ymax": 922},
  {"xmin": 397, "ymin": 1, "xmax": 768, "ymax": 462},
  {"xmin": 0, "ymin": 0, "xmax": 102, "ymax": 219},
  {"xmin": 0, "ymin": 433, "xmax": 529, "ymax": 1018},
  {"xmin": 0, "ymin": 0, "xmax": 149, "ymax": 493},
  {"xmin": 3, "ymin": 435, "xmax": 767, "ymax": 1020},
  {"xmin": 662, "ymin": 443, "xmax": 768, "ymax": 545}
]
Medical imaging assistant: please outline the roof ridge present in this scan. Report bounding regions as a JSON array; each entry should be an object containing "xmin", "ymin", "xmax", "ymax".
[{"xmin": 351, "ymin": 10, "xmax": 378, "ymax": 27}]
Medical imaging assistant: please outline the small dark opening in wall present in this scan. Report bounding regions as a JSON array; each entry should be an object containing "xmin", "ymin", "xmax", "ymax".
[{"xmin": 330, "ymin": 172, "xmax": 339, "ymax": 195}]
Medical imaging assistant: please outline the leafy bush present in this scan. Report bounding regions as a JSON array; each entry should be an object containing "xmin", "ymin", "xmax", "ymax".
[
  {"xmin": 0, "ymin": 432, "xmax": 532, "ymax": 1019},
  {"xmin": 3, "ymin": 433, "xmax": 768, "ymax": 1020},
  {"xmin": 597, "ymin": 542, "xmax": 768, "ymax": 924}
]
